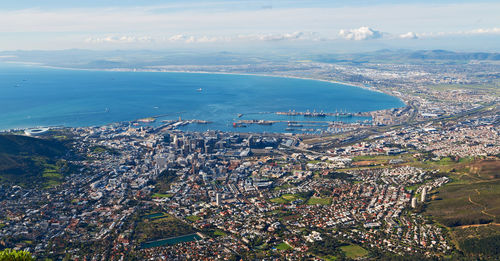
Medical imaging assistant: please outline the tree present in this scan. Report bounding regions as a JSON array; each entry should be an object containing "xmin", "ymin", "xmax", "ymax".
[{"xmin": 0, "ymin": 249, "xmax": 35, "ymax": 261}]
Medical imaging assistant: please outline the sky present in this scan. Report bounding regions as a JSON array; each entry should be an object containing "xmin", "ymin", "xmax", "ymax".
[{"xmin": 1, "ymin": 0, "xmax": 499, "ymax": 52}]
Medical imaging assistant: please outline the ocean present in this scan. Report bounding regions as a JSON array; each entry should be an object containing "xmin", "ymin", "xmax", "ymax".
[{"xmin": 0, "ymin": 63, "xmax": 405, "ymax": 133}]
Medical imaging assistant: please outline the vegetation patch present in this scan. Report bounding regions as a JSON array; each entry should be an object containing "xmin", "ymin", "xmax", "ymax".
[
  {"xmin": 0, "ymin": 134, "xmax": 71, "ymax": 188},
  {"xmin": 276, "ymin": 242, "xmax": 293, "ymax": 250},
  {"xmin": 340, "ymin": 244, "xmax": 369, "ymax": 259},
  {"xmin": 269, "ymin": 197, "xmax": 288, "ymax": 204},
  {"xmin": 273, "ymin": 183, "xmax": 293, "ymax": 191},
  {"xmin": 307, "ymin": 197, "xmax": 332, "ymax": 205},
  {"xmin": 186, "ymin": 215, "xmax": 201, "ymax": 222},
  {"xmin": 151, "ymin": 193, "xmax": 172, "ymax": 198},
  {"xmin": 448, "ymin": 224, "xmax": 500, "ymax": 259},
  {"xmin": 307, "ymin": 234, "xmax": 345, "ymax": 259},
  {"xmin": 134, "ymin": 212, "xmax": 196, "ymax": 244},
  {"xmin": 152, "ymin": 169, "xmax": 179, "ymax": 193},
  {"xmin": 405, "ymin": 184, "xmax": 419, "ymax": 192},
  {"xmin": 90, "ymin": 145, "xmax": 118, "ymax": 155},
  {"xmin": 0, "ymin": 248, "xmax": 34, "ymax": 260},
  {"xmin": 426, "ymin": 161, "xmax": 500, "ymax": 227},
  {"xmin": 270, "ymin": 193, "xmax": 305, "ymax": 204},
  {"xmin": 213, "ymin": 229, "xmax": 227, "ymax": 237}
]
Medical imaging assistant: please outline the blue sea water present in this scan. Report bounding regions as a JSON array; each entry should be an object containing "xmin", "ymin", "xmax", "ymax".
[{"xmin": 0, "ymin": 63, "xmax": 405, "ymax": 132}]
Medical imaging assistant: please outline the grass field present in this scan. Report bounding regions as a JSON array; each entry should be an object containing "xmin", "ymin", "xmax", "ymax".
[
  {"xmin": 307, "ymin": 197, "xmax": 332, "ymax": 205},
  {"xmin": 276, "ymin": 242, "xmax": 293, "ymax": 250},
  {"xmin": 340, "ymin": 244, "xmax": 369, "ymax": 259},
  {"xmin": 151, "ymin": 193, "xmax": 173, "ymax": 198},
  {"xmin": 186, "ymin": 215, "xmax": 201, "ymax": 222},
  {"xmin": 213, "ymin": 229, "xmax": 227, "ymax": 237},
  {"xmin": 42, "ymin": 171, "xmax": 62, "ymax": 179},
  {"xmin": 273, "ymin": 183, "xmax": 294, "ymax": 191},
  {"xmin": 270, "ymin": 193, "xmax": 304, "ymax": 204}
]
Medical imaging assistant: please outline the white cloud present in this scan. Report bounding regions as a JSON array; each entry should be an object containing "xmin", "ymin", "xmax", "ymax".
[
  {"xmin": 399, "ymin": 32, "xmax": 418, "ymax": 39},
  {"xmin": 185, "ymin": 36, "xmax": 197, "ymax": 43},
  {"xmin": 85, "ymin": 35, "xmax": 153, "ymax": 44},
  {"xmin": 81, "ymin": 26, "xmax": 500, "ymax": 46},
  {"xmin": 85, "ymin": 32, "xmax": 317, "ymax": 45},
  {"xmin": 237, "ymin": 31, "xmax": 311, "ymax": 41},
  {"xmin": 167, "ymin": 34, "xmax": 222, "ymax": 43},
  {"xmin": 339, "ymin": 27, "xmax": 382, "ymax": 40},
  {"xmin": 168, "ymin": 34, "xmax": 186, "ymax": 41},
  {"xmin": 196, "ymin": 36, "xmax": 219, "ymax": 43}
]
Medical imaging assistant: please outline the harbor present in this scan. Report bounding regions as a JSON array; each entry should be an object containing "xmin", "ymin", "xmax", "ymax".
[
  {"xmin": 130, "ymin": 109, "xmax": 373, "ymax": 134},
  {"xmin": 275, "ymin": 109, "xmax": 371, "ymax": 117}
]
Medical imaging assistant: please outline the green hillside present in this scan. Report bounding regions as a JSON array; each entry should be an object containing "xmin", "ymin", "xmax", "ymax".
[
  {"xmin": 424, "ymin": 159, "xmax": 500, "ymax": 259},
  {"xmin": 0, "ymin": 134, "xmax": 70, "ymax": 188}
]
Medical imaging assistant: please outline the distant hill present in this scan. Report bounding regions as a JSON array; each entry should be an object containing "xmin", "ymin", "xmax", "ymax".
[
  {"xmin": 315, "ymin": 49, "xmax": 500, "ymax": 64},
  {"xmin": 0, "ymin": 134, "xmax": 69, "ymax": 187},
  {"xmin": 0, "ymin": 134, "xmax": 66, "ymax": 157},
  {"xmin": 1, "ymin": 49, "xmax": 498, "ymax": 69},
  {"xmin": 407, "ymin": 49, "xmax": 500, "ymax": 60},
  {"xmin": 0, "ymin": 49, "xmax": 266, "ymax": 69}
]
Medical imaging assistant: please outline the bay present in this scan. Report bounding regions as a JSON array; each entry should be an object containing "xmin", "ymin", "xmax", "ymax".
[{"xmin": 0, "ymin": 63, "xmax": 405, "ymax": 132}]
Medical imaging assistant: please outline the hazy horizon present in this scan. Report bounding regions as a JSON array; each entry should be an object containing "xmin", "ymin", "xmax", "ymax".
[{"xmin": 1, "ymin": 0, "xmax": 499, "ymax": 52}]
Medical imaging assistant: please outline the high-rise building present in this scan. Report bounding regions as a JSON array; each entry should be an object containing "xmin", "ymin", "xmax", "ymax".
[
  {"xmin": 173, "ymin": 135, "xmax": 178, "ymax": 148},
  {"xmin": 216, "ymin": 193, "xmax": 221, "ymax": 206},
  {"xmin": 411, "ymin": 197, "xmax": 417, "ymax": 208}
]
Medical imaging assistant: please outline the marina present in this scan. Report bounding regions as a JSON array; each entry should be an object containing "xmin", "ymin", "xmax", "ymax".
[{"xmin": 275, "ymin": 109, "xmax": 367, "ymax": 117}]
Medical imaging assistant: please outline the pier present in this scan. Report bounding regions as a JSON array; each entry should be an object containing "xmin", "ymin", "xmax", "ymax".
[{"xmin": 275, "ymin": 110, "xmax": 371, "ymax": 117}]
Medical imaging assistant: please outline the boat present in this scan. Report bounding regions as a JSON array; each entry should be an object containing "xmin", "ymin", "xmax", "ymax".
[
  {"xmin": 137, "ymin": 117, "xmax": 156, "ymax": 123},
  {"xmin": 304, "ymin": 110, "xmax": 326, "ymax": 117},
  {"xmin": 232, "ymin": 122, "xmax": 247, "ymax": 128},
  {"xmin": 196, "ymin": 88, "xmax": 203, "ymax": 92},
  {"xmin": 256, "ymin": 120, "xmax": 273, "ymax": 125}
]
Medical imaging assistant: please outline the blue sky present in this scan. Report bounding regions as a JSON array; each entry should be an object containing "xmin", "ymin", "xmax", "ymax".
[{"xmin": 1, "ymin": 0, "xmax": 499, "ymax": 51}]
